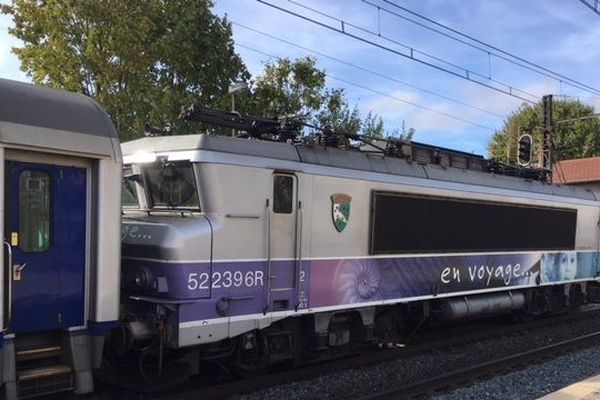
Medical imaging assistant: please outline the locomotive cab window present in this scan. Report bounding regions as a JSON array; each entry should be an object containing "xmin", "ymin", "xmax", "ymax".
[
  {"xmin": 122, "ymin": 165, "xmax": 140, "ymax": 208},
  {"xmin": 273, "ymin": 174, "xmax": 294, "ymax": 214},
  {"xmin": 142, "ymin": 161, "xmax": 200, "ymax": 210},
  {"xmin": 19, "ymin": 170, "xmax": 51, "ymax": 252}
]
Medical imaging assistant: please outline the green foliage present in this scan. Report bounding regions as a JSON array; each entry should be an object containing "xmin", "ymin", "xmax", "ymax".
[
  {"xmin": 488, "ymin": 99, "xmax": 600, "ymax": 163},
  {"xmin": 248, "ymin": 57, "xmax": 326, "ymax": 119},
  {"xmin": 386, "ymin": 120, "xmax": 415, "ymax": 141},
  {"xmin": 2, "ymin": 0, "xmax": 248, "ymax": 139},
  {"xmin": 244, "ymin": 57, "xmax": 410, "ymax": 141},
  {"xmin": 3, "ymin": 1, "xmax": 412, "ymax": 143},
  {"xmin": 361, "ymin": 111, "xmax": 385, "ymax": 138},
  {"xmin": 315, "ymin": 88, "xmax": 361, "ymax": 135}
]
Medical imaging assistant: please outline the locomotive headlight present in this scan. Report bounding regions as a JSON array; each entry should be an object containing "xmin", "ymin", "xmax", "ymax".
[
  {"xmin": 133, "ymin": 270, "xmax": 147, "ymax": 287},
  {"xmin": 127, "ymin": 267, "xmax": 154, "ymax": 291}
]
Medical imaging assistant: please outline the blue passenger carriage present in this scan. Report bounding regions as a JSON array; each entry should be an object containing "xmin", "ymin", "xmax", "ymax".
[{"xmin": 0, "ymin": 79, "xmax": 122, "ymax": 399}]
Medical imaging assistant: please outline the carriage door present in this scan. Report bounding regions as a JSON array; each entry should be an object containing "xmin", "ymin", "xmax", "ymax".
[
  {"xmin": 268, "ymin": 173, "xmax": 299, "ymax": 311},
  {"xmin": 4, "ymin": 161, "xmax": 86, "ymax": 333}
]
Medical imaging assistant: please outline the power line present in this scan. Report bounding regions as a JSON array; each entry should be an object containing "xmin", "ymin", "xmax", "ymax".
[
  {"xmin": 375, "ymin": 0, "xmax": 600, "ymax": 96},
  {"xmin": 283, "ymin": 0, "xmax": 544, "ymax": 102},
  {"xmin": 284, "ymin": 0, "xmax": 540, "ymax": 101},
  {"xmin": 236, "ymin": 43, "xmax": 496, "ymax": 131},
  {"xmin": 554, "ymin": 113, "xmax": 600, "ymax": 124},
  {"xmin": 579, "ymin": 0, "xmax": 600, "ymax": 16},
  {"xmin": 232, "ymin": 21, "xmax": 506, "ymax": 119},
  {"xmin": 327, "ymin": 75, "xmax": 495, "ymax": 131},
  {"xmin": 257, "ymin": 0, "xmax": 539, "ymax": 104}
]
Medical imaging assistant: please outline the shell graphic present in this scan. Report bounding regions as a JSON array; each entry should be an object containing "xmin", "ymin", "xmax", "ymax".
[{"xmin": 333, "ymin": 259, "xmax": 381, "ymax": 304}]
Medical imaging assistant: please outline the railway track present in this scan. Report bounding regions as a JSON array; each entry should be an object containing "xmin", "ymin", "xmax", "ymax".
[
  {"xmin": 158, "ymin": 307, "xmax": 600, "ymax": 400},
  {"xmin": 359, "ymin": 330, "xmax": 600, "ymax": 400}
]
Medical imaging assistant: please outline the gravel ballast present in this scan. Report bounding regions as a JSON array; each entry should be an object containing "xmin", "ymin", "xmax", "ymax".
[
  {"xmin": 431, "ymin": 344, "xmax": 600, "ymax": 400},
  {"xmin": 231, "ymin": 313, "xmax": 600, "ymax": 400}
]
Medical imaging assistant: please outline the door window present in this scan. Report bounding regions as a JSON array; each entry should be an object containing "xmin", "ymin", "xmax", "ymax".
[
  {"xmin": 19, "ymin": 170, "xmax": 51, "ymax": 252},
  {"xmin": 273, "ymin": 175, "xmax": 294, "ymax": 214}
]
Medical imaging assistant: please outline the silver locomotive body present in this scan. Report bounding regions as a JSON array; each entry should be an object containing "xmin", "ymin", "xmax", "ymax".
[{"xmin": 121, "ymin": 134, "xmax": 600, "ymax": 367}]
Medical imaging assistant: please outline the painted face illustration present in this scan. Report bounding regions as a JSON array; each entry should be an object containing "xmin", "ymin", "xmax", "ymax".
[
  {"xmin": 541, "ymin": 251, "xmax": 578, "ymax": 282},
  {"xmin": 560, "ymin": 251, "xmax": 577, "ymax": 280}
]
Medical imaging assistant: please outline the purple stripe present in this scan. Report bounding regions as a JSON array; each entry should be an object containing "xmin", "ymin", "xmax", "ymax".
[{"xmin": 123, "ymin": 251, "xmax": 600, "ymax": 323}]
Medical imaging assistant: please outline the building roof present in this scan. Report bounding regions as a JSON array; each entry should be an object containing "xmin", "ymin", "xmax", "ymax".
[{"xmin": 553, "ymin": 157, "xmax": 600, "ymax": 184}]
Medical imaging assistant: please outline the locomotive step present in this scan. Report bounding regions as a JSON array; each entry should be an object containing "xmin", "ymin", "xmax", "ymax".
[
  {"xmin": 17, "ymin": 365, "xmax": 74, "ymax": 399},
  {"xmin": 17, "ymin": 365, "xmax": 72, "ymax": 382},
  {"xmin": 16, "ymin": 346, "xmax": 62, "ymax": 362}
]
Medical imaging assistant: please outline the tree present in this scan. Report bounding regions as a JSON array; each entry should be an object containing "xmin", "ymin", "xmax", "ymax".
[
  {"xmin": 2, "ymin": 0, "xmax": 248, "ymax": 139},
  {"xmin": 488, "ymin": 99, "xmax": 600, "ymax": 163},
  {"xmin": 247, "ymin": 57, "xmax": 326, "ymax": 119},
  {"xmin": 314, "ymin": 88, "xmax": 361, "ymax": 136},
  {"xmin": 245, "ymin": 57, "xmax": 411, "ymax": 143},
  {"xmin": 361, "ymin": 111, "xmax": 385, "ymax": 138}
]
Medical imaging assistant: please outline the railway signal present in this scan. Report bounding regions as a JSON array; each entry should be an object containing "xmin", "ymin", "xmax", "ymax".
[{"xmin": 518, "ymin": 134, "xmax": 533, "ymax": 166}]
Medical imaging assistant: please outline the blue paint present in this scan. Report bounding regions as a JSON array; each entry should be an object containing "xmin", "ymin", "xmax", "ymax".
[
  {"xmin": 88, "ymin": 320, "xmax": 119, "ymax": 336},
  {"xmin": 6, "ymin": 162, "xmax": 86, "ymax": 333}
]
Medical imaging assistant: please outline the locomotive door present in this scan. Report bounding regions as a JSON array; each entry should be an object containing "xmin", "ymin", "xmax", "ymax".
[
  {"xmin": 4, "ymin": 161, "xmax": 86, "ymax": 333},
  {"xmin": 268, "ymin": 173, "xmax": 299, "ymax": 311}
]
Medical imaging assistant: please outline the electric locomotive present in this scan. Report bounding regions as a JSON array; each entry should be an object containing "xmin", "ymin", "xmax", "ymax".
[{"xmin": 118, "ymin": 107, "xmax": 600, "ymax": 379}]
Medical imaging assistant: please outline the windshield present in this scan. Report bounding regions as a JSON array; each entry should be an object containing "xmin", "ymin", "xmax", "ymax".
[
  {"xmin": 143, "ymin": 161, "xmax": 199, "ymax": 209},
  {"xmin": 122, "ymin": 166, "xmax": 140, "ymax": 208}
]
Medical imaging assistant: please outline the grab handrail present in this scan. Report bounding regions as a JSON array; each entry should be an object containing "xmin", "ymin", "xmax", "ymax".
[{"xmin": 3, "ymin": 241, "xmax": 12, "ymax": 331}]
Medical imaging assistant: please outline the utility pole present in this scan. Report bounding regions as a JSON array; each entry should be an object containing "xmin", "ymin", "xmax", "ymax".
[{"xmin": 541, "ymin": 94, "xmax": 553, "ymax": 179}]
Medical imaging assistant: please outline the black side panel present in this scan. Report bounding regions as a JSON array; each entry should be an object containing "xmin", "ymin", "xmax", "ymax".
[{"xmin": 370, "ymin": 191, "xmax": 577, "ymax": 254}]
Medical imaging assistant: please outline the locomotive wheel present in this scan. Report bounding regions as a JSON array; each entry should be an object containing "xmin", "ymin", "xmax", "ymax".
[
  {"xmin": 569, "ymin": 284, "xmax": 584, "ymax": 309},
  {"xmin": 529, "ymin": 289, "xmax": 551, "ymax": 316},
  {"xmin": 235, "ymin": 330, "xmax": 269, "ymax": 375}
]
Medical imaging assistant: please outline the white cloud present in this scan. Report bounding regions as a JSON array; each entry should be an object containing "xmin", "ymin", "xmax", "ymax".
[
  {"xmin": 408, "ymin": 104, "xmax": 471, "ymax": 132},
  {"xmin": 0, "ymin": 13, "xmax": 28, "ymax": 82},
  {"xmin": 555, "ymin": 24, "xmax": 600, "ymax": 64},
  {"xmin": 362, "ymin": 89, "xmax": 421, "ymax": 115}
]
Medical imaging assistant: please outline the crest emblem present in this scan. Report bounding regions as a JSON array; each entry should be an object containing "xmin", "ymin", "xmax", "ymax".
[{"xmin": 331, "ymin": 193, "xmax": 352, "ymax": 232}]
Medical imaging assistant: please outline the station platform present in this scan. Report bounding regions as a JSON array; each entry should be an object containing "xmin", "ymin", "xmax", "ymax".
[{"xmin": 539, "ymin": 374, "xmax": 600, "ymax": 399}]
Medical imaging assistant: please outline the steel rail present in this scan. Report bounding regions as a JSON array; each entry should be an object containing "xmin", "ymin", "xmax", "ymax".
[
  {"xmin": 360, "ymin": 330, "xmax": 600, "ymax": 400},
  {"xmin": 162, "ymin": 309, "xmax": 600, "ymax": 400}
]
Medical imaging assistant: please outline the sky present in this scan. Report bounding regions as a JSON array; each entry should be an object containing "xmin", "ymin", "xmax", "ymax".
[{"xmin": 2, "ymin": 0, "xmax": 600, "ymax": 156}]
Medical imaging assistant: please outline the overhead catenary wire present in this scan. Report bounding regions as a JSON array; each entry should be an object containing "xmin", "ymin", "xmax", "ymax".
[
  {"xmin": 257, "ymin": 0, "xmax": 539, "ymax": 104},
  {"xmin": 236, "ymin": 43, "xmax": 496, "ymax": 131},
  {"xmin": 283, "ymin": 0, "xmax": 542, "ymax": 101},
  {"xmin": 327, "ymin": 75, "xmax": 496, "ymax": 131},
  {"xmin": 554, "ymin": 113, "xmax": 600, "ymax": 124},
  {"xmin": 370, "ymin": 0, "xmax": 600, "ymax": 96},
  {"xmin": 578, "ymin": 0, "xmax": 600, "ymax": 17},
  {"xmin": 232, "ymin": 21, "xmax": 506, "ymax": 119}
]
